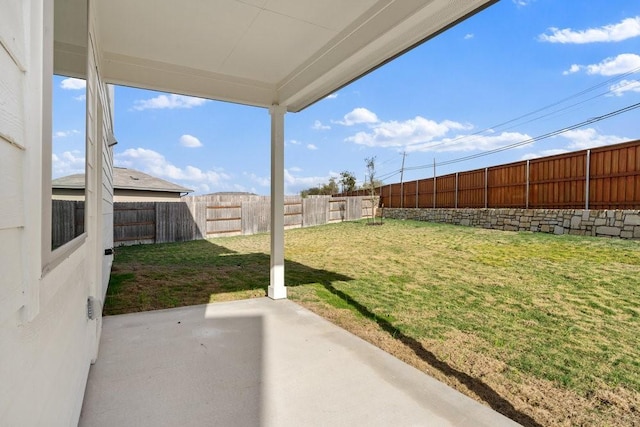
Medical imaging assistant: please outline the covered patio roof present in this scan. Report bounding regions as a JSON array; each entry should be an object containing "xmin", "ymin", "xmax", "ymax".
[{"xmin": 94, "ymin": 0, "xmax": 496, "ymax": 112}]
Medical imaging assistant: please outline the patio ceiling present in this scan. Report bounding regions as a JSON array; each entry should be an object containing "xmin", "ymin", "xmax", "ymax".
[{"xmin": 95, "ymin": 0, "xmax": 496, "ymax": 112}]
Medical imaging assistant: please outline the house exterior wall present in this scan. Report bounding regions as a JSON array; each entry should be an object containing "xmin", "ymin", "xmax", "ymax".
[
  {"xmin": 53, "ymin": 188, "xmax": 184, "ymax": 202},
  {"xmin": 0, "ymin": 1, "xmax": 114, "ymax": 425},
  {"xmin": 52, "ymin": 188, "xmax": 84, "ymax": 200},
  {"xmin": 113, "ymin": 189, "xmax": 185, "ymax": 202}
]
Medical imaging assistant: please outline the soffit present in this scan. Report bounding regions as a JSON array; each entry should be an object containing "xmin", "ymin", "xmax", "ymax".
[{"xmin": 94, "ymin": 0, "xmax": 496, "ymax": 112}]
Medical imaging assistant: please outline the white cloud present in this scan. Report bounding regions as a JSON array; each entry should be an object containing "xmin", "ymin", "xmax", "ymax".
[
  {"xmin": 312, "ymin": 120, "xmax": 331, "ymax": 131},
  {"xmin": 521, "ymin": 149, "xmax": 569, "ymax": 160},
  {"xmin": 53, "ymin": 129, "xmax": 80, "ymax": 138},
  {"xmin": 559, "ymin": 128, "xmax": 628, "ymax": 150},
  {"xmin": 248, "ymin": 169, "xmax": 333, "ymax": 194},
  {"xmin": 132, "ymin": 94, "xmax": 208, "ymax": 111},
  {"xmin": 306, "ymin": 144, "xmax": 318, "ymax": 150},
  {"xmin": 521, "ymin": 129, "xmax": 629, "ymax": 159},
  {"xmin": 512, "ymin": 0, "xmax": 534, "ymax": 6},
  {"xmin": 196, "ymin": 183, "xmax": 210, "ymax": 193},
  {"xmin": 244, "ymin": 172, "xmax": 270, "ymax": 187},
  {"xmin": 564, "ymin": 53, "xmax": 640, "ymax": 76},
  {"xmin": 60, "ymin": 78, "xmax": 86, "ymax": 90},
  {"xmin": 115, "ymin": 148, "xmax": 230, "ymax": 190},
  {"xmin": 179, "ymin": 134, "xmax": 203, "ymax": 148},
  {"xmin": 284, "ymin": 169, "xmax": 338, "ymax": 195},
  {"xmin": 609, "ymin": 79, "xmax": 640, "ymax": 96},
  {"xmin": 74, "ymin": 94, "xmax": 86, "ymax": 101},
  {"xmin": 539, "ymin": 16, "xmax": 640, "ymax": 44},
  {"xmin": 325, "ymin": 93, "xmax": 339, "ymax": 99},
  {"xmin": 562, "ymin": 64, "xmax": 582, "ymax": 75},
  {"xmin": 464, "ymin": 33, "xmax": 474, "ymax": 40},
  {"xmin": 52, "ymin": 150, "xmax": 85, "ymax": 178},
  {"xmin": 289, "ymin": 139, "xmax": 301, "ymax": 145},
  {"xmin": 406, "ymin": 131, "xmax": 533, "ymax": 153},
  {"xmin": 345, "ymin": 115, "xmax": 473, "ymax": 149},
  {"xmin": 336, "ymin": 107, "xmax": 379, "ymax": 126}
]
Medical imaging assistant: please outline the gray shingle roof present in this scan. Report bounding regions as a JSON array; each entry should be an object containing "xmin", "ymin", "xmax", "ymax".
[{"xmin": 52, "ymin": 167, "xmax": 193, "ymax": 194}]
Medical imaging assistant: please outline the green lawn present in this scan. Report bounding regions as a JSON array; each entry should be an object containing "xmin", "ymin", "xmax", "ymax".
[{"xmin": 106, "ymin": 219, "xmax": 640, "ymax": 426}]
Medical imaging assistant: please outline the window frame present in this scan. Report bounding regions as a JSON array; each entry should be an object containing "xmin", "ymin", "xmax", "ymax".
[{"xmin": 41, "ymin": 0, "xmax": 89, "ymax": 276}]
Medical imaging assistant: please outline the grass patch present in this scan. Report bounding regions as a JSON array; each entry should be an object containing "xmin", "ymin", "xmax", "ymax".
[{"xmin": 106, "ymin": 219, "xmax": 640, "ymax": 426}]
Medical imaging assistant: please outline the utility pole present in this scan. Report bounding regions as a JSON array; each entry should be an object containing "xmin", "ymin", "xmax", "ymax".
[{"xmin": 399, "ymin": 151, "xmax": 406, "ymax": 208}]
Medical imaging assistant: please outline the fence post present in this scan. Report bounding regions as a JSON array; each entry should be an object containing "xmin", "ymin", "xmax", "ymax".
[
  {"xmin": 455, "ymin": 172, "xmax": 459, "ymax": 209},
  {"xmin": 526, "ymin": 160, "xmax": 530, "ymax": 209},
  {"xmin": 416, "ymin": 180, "xmax": 419, "ymax": 208},
  {"xmin": 433, "ymin": 159, "xmax": 437, "ymax": 209},
  {"xmin": 585, "ymin": 149, "xmax": 591, "ymax": 210},
  {"xmin": 484, "ymin": 167, "xmax": 488, "ymax": 209}
]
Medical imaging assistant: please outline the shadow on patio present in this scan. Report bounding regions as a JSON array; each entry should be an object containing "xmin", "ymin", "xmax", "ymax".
[{"xmin": 79, "ymin": 298, "xmax": 521, "ymax": 427}]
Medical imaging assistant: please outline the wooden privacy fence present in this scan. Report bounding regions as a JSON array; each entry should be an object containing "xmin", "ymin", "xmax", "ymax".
[
  {"xmin": 111, "ymin": 195, "xmax": 376, "ymax": 246},
  {"xmin": 51, "ymin": 200, "xmax": 85, "ymax": 249},
  {"xmin": 340, "ymin": 140, "xmax": 640, "ymax": 210}
]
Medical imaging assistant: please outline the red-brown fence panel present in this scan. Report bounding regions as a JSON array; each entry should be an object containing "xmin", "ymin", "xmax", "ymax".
[
  {"xmin": 417, "ymin": 178, "xmax": 434, "ymax": 208},
  {"xmin": 457, "ymin": 169, "xmax": 485, "ymax": 208},
  {"xmin": 590, "ymin": 141, "xmax": 640, "ymax": 209},
  {"xmin": 388, "ymin": 183, "xmax": 402, "ymax": 208},
  {"xmin": 369, "ymin": 139, "xmax": 639, "ymax": 210},
  {"xmin": 529, "ymin": 151, "xmax": 586, "ymax": 208},
  {"xmin": 436, "ymin": 173, "xmax": 456, "ymax": 208},
  {"xmin": 402, "ymin": 180, "xmax": 418, "ymax": 208},
  {"xmin": 488, "ymin": 161, "xmax": 527, "ymax": 208},
  {"xmin": 378, "ymin": 185, "xmax": 390, "ymax": 207}
]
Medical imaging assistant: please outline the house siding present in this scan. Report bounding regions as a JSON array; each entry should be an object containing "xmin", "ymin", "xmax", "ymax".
[
  {"xmin": 0, "ymin": 1, "xmax": 114, "ymax": 425},
  {"xmin": 0, "ymin": 0, "xmax": 28, "ymax": 323}
]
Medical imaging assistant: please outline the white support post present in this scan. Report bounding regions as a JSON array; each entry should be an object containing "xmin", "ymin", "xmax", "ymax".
[{"xmin": 268, "ymin": 105, "xmax": 287, "ymax": 300}]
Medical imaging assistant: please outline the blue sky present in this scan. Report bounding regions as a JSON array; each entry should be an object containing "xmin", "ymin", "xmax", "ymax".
[{"xmin": 53, "ymin": 0, "xmax": 640, "ymax": 195}]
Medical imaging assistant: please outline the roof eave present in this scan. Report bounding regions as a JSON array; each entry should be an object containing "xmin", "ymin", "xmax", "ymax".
[
  {"xmin": 281, "ymin": 0, "xmax": 499, "ymax": 112},
  {"xmin": 97, "ymin": 0, "xmax": 496, "ymax": 111}
]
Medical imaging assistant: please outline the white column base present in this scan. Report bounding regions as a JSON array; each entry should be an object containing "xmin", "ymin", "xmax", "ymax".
[
  {"xmin": 268, "ymin": 286, "xmax": 287, "ymax": 300},
  {"xmin": 268, "ymin": 264, "xmax": 286, "ymax": 299}
]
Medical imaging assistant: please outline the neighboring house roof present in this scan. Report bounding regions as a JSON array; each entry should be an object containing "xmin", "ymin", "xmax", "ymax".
[{"xmin": 52, "ymin": 167, "xmax": 193, "ymax": 194}]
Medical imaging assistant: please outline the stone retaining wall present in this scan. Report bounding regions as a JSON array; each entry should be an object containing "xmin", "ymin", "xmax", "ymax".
[{"xmin": 382, "ymin": 208, "xmax": 640, "ymax": 239}]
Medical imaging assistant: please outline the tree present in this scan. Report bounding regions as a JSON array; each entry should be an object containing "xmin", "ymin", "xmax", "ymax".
[
  {"xmin": 339, "ymin": 171, "xmax": 357, "ymax": 193},
  {"xmin": 300, "ymin": 177, "xmax": 339, "ymax": 197},
  {"xmin": 325, "ymin": 177, "xmax": 339, "ymax": 195},
  {"xmin": 364, "ymin": 156, "xmax": 379, "ymax": 223},
  {"xmin": 360, "ymin": 179, "xmax": 383, "ymax": 191}
]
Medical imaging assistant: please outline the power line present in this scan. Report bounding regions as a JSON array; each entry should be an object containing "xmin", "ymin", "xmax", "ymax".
[
  {"xmin": 368, "ymin": 68, "xmax": 640, "ymax": 183},
  {"xmin": 413, "ymin": 66, "xmax": 640, "ymax": 152},
  {"xmin": 378, "ymin": 170, "xmax": 402, "ymax": 182},
  {"xmin": 404, "ymin": 101, "xmax": 640, "ymax": 171}
]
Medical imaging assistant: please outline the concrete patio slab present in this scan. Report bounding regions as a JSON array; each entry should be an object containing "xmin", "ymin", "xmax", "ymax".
[{"xmin": 79, "ymin": 298, "xmax": 520, "ymax": 426}]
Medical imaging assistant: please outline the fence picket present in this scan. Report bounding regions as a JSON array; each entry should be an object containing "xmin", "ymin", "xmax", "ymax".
[{"xmin": 374, "ymin": 140, "xmax": 640, "ymax": 210}]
